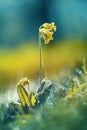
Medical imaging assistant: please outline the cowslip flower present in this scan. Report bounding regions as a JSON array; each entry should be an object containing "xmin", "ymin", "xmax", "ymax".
[
  {"xmin": 39, "ymin": 22, "xmax": 56, "ymax": 44},
  {"xmin": 38, "ymin": 22, "xmax": 56, "ymax": 87}
]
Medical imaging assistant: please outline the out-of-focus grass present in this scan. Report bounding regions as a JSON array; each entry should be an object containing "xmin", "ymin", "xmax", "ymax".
[
  {"xmin": 9, "ymin": 104, "xmax": 87, "ymax": 130},
  {"xmin": 0, "ymin": 39, "xmax": 87, "ymax": 87}
]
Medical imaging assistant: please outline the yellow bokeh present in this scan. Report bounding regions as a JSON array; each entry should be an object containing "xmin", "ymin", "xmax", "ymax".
[{"xmin": 0, "ymin": 39, "xmax": 87, "ymax": 87}]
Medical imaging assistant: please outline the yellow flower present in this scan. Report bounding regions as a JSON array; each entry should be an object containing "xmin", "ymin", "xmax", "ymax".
[
  {"xmin": 82, "ymin": 58, "xmax": 87, "ymax": 75},
  {"xmin": 17, "ymin": 77, "xmax": 30, "ymax": 86},
  {"xmin": 67, "ymin": 88, "xmax": 78, "ymax": 96},
  {"xmin": 30, "ymin": 92, "xmax": 36, "ymax": 106},
  {"xmin": 39, "ymin": 22, "xmax": 56, "ymax": 44}
]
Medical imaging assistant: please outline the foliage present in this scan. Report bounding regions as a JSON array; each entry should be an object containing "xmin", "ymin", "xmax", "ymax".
[{"xmin": 0, "ymin": 59, "xmax": 87, "ymax": 130}]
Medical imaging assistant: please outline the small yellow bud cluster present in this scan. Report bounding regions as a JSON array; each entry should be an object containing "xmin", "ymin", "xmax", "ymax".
[{"xmin": 39, "ymin": 22, "xmax": 56, "ymax": 44}]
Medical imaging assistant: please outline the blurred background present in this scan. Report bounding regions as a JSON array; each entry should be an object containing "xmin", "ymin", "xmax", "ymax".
[{"xmin": 0, "ymin": 0, "xmax": 87, "ymax": 88}]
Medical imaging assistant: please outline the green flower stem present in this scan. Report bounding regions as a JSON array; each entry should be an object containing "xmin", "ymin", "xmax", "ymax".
[{"xmin": 39, "ymin": 32, "xmax": 42, "ymax": 87}]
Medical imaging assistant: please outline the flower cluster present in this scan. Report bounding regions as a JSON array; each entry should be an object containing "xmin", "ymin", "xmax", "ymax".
[{"xmin": 39, "ymin": 22, "xmax": 56, "ymax": 44}]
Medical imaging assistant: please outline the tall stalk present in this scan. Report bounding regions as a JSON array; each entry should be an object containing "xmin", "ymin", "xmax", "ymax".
[
  {"xmin": 39, "ymin": 22, "xmax": 56, "ymax": 87},
  {"xmin": 38, "ymin": 32, "xmax": 42, "ymax": 87}
]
